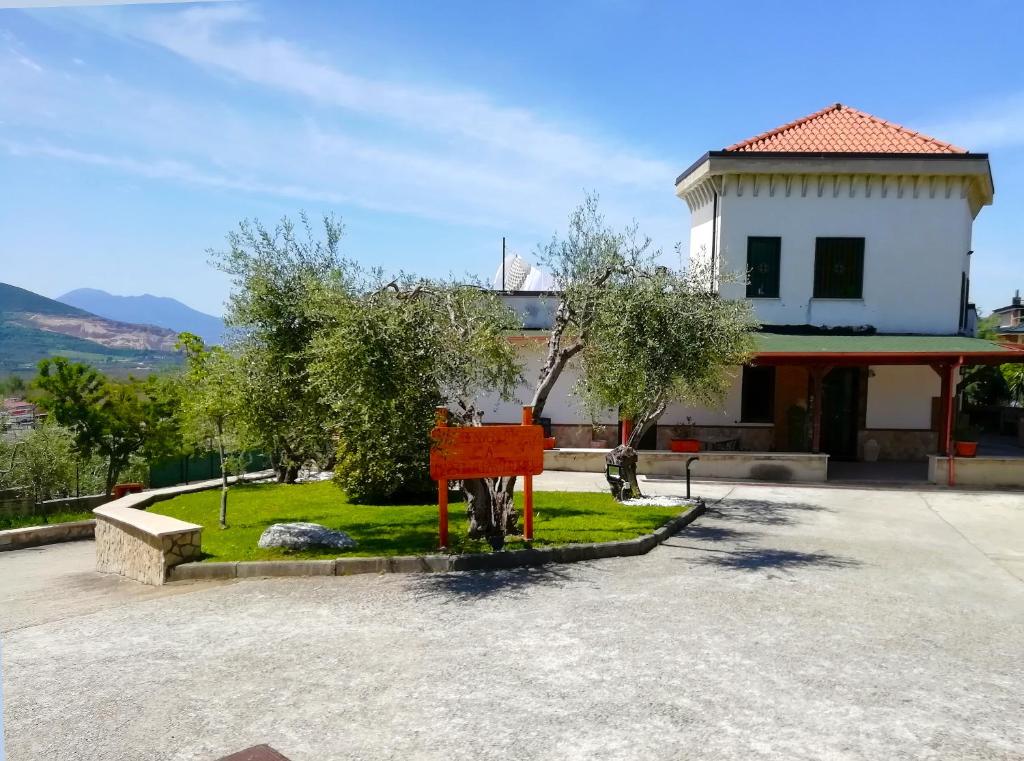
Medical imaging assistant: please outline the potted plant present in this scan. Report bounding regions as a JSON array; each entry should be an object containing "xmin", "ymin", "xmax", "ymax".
[
  {"xmin": 670, "ymin": 416, "xmax": 701, "ymax": 453},
  {"xmin": 953, "ymin": 419, "xmax": 980, "ymax": 458}
]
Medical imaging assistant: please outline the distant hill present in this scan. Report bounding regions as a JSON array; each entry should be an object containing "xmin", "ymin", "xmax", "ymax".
[
  {"xmin": 57, "ymin": 288, "xmax": 226, "ymax": 346},
  {"xmin": 0, "ymin": 282, "xmax": 181, "ymax": 376}
]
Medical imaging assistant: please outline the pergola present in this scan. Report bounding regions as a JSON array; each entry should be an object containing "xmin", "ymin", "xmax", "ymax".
[{"xmin": 752, "ymin": 333, "xmax": 1024, "ymax": 456}]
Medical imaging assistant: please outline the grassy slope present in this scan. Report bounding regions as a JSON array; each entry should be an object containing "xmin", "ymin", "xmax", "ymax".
[{"xmin": 151, "ymin": 481, "xmax": 684, "ymax": 561}]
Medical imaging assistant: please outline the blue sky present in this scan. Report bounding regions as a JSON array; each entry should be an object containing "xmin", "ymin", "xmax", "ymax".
[{"xmin": 1, "ymin": 0, "xmax": 1022, "ymax": 316}]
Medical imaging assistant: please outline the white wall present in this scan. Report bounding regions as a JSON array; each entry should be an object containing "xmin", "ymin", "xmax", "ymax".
[
  {"xmin": 865, "ymin": 365, "xmax": 940, "ymax": 429},
  {"xmin": 713, "ymin": 174, "xmax": 974, "ymax": 334},
  {"xmin": 660, "ymin": 369, "xmax": 746, "ymax": 425},
  {"xmin": 475, "ymin": 345, "xmax": 748, "ymax": 428},
  {"xmin": 474, "ymin": 344, "xmax": 617, "ymax": 425},
  {"xmin": 688, "ymin": 196, "xmax": 716, "ymax": 273}
]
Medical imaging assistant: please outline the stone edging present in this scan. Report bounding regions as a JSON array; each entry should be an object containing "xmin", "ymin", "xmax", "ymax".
[
  {"xmin": 0, "ymin": 520, "xmax": 96, "ymax": 552},
  {"xmin": 168, "ymin": 499, "xmax": 706, "ymax": 581}
]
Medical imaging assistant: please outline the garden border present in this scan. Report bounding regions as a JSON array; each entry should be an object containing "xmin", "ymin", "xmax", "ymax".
[
  {"xmin": 166, "ymin": 500, "xmax": 706, "ymax": 581},
  {"xmin": 0, "ymin": 471, "xmax": 274, "ymax": 554},
  {"xmin": 0, "ymin": 520, "xmax": 96, "ymax": 552}
]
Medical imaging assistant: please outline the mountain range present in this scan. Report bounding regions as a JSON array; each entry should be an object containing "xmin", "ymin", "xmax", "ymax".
[
  {"xmin": 0, "ymin": 283, "xmax": 205, "ymax": 376},
  {"xmin": 57, "ymin": 288, "xmax": 225, "ymax": 346}
]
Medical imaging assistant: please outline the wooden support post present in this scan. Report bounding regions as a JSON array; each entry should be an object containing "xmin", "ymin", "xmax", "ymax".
[
  {"xmin": 936, "ymin": 364, "xmax": 952, "ymax": 456},
  {"xmin": 438, "ymin": 478, "xmax": 449, "ymax": 551},
  {"xmin": 522, "ymin": 406, "xmax": 534, "ymax": 541},
  {"xmin": 435, "ymin": 407, "xmax": 449, "ymax": 550},
  {"xmin": 936, "ymin": 361, "xmax": 962, "ymax": 457},
  {"xmin": 621, "ymin": 418, "xmax": 633, "ymax": 446}
]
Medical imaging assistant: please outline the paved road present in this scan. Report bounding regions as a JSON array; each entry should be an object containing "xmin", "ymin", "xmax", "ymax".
[{"xmin": 2, "ymin": 480, "xmax": 1023, "ymax": 760}]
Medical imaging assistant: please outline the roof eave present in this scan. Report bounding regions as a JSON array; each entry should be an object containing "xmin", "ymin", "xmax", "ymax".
[{"xmin": 675, "ymin": 152, "xmax": 993, "ymax": 206}]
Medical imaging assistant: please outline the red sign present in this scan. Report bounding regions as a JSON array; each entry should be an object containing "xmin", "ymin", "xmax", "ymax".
[
  {"xmin": 430, "ymin": 425, "xmax": 544, "ymax": 480},
  {"xmin": 431, "ymin": 406, "xmax": 544, "ymax": 549}
]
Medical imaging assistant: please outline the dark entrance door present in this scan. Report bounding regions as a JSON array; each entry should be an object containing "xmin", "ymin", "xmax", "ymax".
[{"xmin": 821, "ymin": 368, "xmax": 859, "ymax": 459}]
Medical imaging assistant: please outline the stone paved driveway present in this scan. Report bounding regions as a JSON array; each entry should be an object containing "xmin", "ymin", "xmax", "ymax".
[{"xmin": 2, "ymin": 480, "xmax": 1023, "ymax": 760}]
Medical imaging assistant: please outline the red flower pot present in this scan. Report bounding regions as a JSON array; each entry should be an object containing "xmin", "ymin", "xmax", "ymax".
[
  {"xmin": 543, "ymin": 437, "xmax": 557, "ymax": 450},
  {"xmin": 670, "ymin": 439, "xmax": 700, "ymax": 453},
  {"xmin": 954, "ymin": 440, "xmax": 977, "ymax": 458}
]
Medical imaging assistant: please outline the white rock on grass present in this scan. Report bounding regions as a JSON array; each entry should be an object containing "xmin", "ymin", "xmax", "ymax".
[
  {"xmin": 620, "ymin": 496, "xmax": 698, "ymax": 508},
  {"xmin": 257, "ymin": 522, "xmax": 357, "ymax": 550}
]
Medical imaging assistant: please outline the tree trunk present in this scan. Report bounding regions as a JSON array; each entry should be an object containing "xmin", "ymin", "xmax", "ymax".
[
  {"xmin": 606, "ymin": 445, "xmax": 640, "ymax": 501},
  {"xmin": 104, "ymin": 459, "xmax": 122, "ymax": 496},
  {"xmin": 463, "ymin": 476, "xmax": 517, "ymax": 550},
  {"xmin": 607, "ymin": 399, "xmax": 668, "ymax": 502},
  {"xmin": 461, "ymin": 300, "xmax": 585, "ymax": 549},
  {"xmin": 217, "ymin": 426, "xmax": 228, "ymax": 529}
]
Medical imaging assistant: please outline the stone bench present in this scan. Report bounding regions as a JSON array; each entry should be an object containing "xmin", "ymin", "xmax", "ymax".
[{"xmin": 94, "ymin": 503, "xmax": 202, "ymax": 586}]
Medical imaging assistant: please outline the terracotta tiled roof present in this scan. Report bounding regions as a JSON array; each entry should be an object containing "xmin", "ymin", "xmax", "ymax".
[{"xmin": 724, "ymin": 103, "xmax": 967, "ymax": 154}]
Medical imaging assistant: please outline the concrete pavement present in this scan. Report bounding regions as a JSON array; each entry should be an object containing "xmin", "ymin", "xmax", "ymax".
[{"xmin": 2, "ymin": 479, "xmax": 1023, "ymax": 760}]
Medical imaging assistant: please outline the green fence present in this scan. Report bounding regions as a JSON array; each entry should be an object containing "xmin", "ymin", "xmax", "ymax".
[{"xmin": 148, "ymin": 451, "xmax": 271, "ymax": 489}]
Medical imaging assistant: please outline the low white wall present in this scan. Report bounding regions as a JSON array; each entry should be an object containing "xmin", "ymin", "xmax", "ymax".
[
  {"xmin": 546, "ymin": 449, "xmax": 828, "ymax": 483},
  {"xmin": 928, "ymin": 456, "xmax": 1024, "ymax": 488}
]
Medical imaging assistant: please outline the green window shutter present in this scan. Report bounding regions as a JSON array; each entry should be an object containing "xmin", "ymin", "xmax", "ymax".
[
  {"xmin": 814, "ymin": 238, "xmax": 864, "ymax": 298},
  {"xmin": 746, "ymin": 237, "xmax": 781, "ymax": 298}
]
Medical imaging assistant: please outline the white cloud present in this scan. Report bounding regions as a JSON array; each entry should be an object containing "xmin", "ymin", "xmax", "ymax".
[
  {"xmin": 1, "ymin": 1, "xmax": 233, "ymax": 8},
  {"xmin": 923, "ymin": 93, "xmax": 1024, "ymax": 151},
  {"xmin": 130, "ymin": 5, "xmax": 675, "ymax": 189},
  {"xmin": 0, "ymin": 7, "xmax": 686, "ymax": 251}
]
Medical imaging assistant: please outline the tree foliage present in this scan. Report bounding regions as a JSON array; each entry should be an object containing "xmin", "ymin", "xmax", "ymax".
[
  {"xmin": 212, "ymin": 213, "xmax": 343, "ymax": 482},
  {"xmin": 0, "ymin": 422, "xmax": 77, "ymax": 503},
  {"xmin": 577, "ymin": 264, "xmax": 755, "ymax": 498},
  {"xmin": 33, "ymin": 358, "xmax": 180, "ymax": 494},
  {"xmin": 309, "ymin": 273, "xmax": 521, "ymax": 505},
  {"xmin": 177, "ymin": 332, "xmax": 243, "ymax": 528}
]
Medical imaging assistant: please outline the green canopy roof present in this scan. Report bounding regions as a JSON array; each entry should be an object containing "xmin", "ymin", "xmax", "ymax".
[{"xmin": 754, "ymin": 332, "xmax": 1024, "ymax": 364}]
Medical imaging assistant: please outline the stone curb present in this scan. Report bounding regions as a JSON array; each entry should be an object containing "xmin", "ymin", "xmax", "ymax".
[
  {"xmin": 0, "ymin": 520, "xmax": 96, "ymax": 552},
  {"xmin": 167, "ymin": 500, "xmax": 706, "ymax": 582}
]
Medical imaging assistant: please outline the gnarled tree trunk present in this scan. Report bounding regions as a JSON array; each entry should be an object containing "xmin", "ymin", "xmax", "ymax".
[
  {"xmin": 463, "ymin": 475, "xmax": 517, "ymax": 550},
  {"xmin": 605, "ymin": 445, "xmax": 640, "ymax": 500},
  {"xmin": 608, "ymin": 397, "xmax": 669, "ymax": 502}
]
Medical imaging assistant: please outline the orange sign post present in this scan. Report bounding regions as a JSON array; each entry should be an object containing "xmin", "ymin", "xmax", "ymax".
[{"xmin": 430, "ymin": 405, "xmax": 545, "ymax": 550}]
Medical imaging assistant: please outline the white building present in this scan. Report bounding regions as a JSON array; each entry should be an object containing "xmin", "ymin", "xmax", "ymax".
[{"xmin": 486, "ymin": 104, "xmax": 1023, "ymax": 463}]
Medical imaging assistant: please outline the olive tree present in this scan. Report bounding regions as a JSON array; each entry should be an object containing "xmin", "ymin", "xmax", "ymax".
[
  {"xmin": 577, "ymin": 264, "xmax": 756, "ymax": 499},
  {"xmin": 0, "ymin": 422, "xmax": 78, "ymax": 503},
  {"xmin": 212, "ymin": 213, "xmax": 342, "ymax": 481},
  {"xmin": 475, "ymin": 195, "xmax": 658, "ymax": 530},
  {"xmin": 309, "ymin": 273, "xmax": 522, "ymax": 533}
]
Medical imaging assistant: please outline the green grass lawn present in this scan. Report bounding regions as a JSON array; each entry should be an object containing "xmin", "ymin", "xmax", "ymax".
[
  {"xmin": 150, "ymin": 481, "xmax": 687, "ymax": 562},
  {"xmin": 0, "ymin": 510, "xmax": 94, "ymax": 531}
]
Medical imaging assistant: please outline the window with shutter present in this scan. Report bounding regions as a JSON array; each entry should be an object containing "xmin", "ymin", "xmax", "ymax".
[
  {"xmin": 813, "ymin": 237, "xmax": 864, "ymax": 299},
  {"xmin": 746, "ymin": 237, "xmax": 781, "ymax": 298}
]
